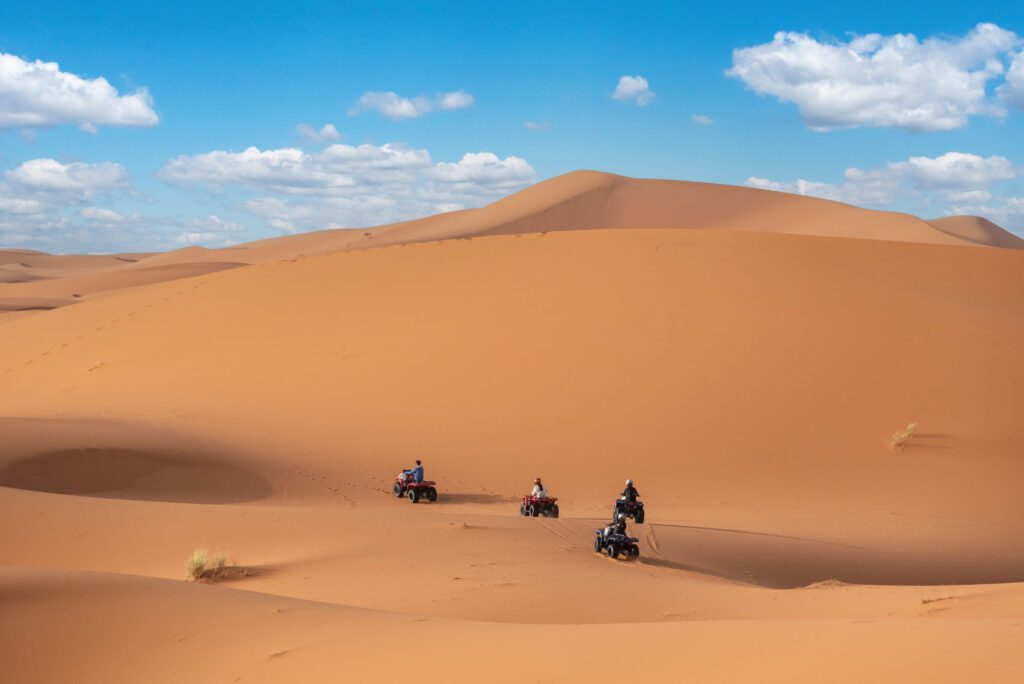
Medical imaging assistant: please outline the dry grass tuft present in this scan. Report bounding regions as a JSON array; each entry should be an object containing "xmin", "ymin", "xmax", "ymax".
[
  {"xmin": 890, "ymin": 421, "xmax": 918, "ymax": 451},
  {"xmin": 184, "ymin": 548, "xmax": 244, "ymax": 582}
]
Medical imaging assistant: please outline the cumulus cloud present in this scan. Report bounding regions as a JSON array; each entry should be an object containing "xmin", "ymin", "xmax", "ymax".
[
  {"xmin": 296, "ymin": 123, "xmax": 340, "ymax": 144},
  {"xmin": 612, "ymin": 75, "xmax": 655, "ymax": 105},
  {"xmin": 999, "ymin": 49, "xmax": 1024, "ymax": 109},
  {"xmin": 0, "ymin": 52, "xmax": 158, "ymax": 131},
  {"xmin": 746, "ymin": 152, "xmax": 1022, "ymax": 233},
  {"xmin": 691, "ymin": 114, "xmax": 713, "ymax": 126},
  {"xmin": 159, "ymin": 142, "xmax": 534, "ymax": 233},
  {"xmin": 349, "ymin": 89, "xmax": 475, "ymax": 120},
  {"xmin": 0, "ymin": 158, "xmax": 150, "ymax": 251},
  {"xmin": 729, "ymin": 23, "xmax": 1022, "ymax": 131},
  {"xmin": 6, "ymin": 158, "xmax": 129, "ymax": 199}
]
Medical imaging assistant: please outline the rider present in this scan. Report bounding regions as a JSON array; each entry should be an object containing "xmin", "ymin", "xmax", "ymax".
[
  {"xmin": 403, "ymin": 460, "xmax": 425, "ymax": 482},
  {"xmin": 621, "ymin": 479, "xmax": 639, "ymax": 502},
  {"xmin": 604, "ymin": 513, "xmax": 628, "ymax": 540},
  {"xmin": 530, "ymin": 477, "xmax": 548, "ymax": 498}
]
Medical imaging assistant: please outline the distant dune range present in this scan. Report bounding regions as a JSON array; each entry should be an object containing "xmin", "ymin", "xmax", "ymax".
[
  {"xmin": 2, "ymin": 171, "xmax": 1021, "ymax": 322},
  {"xmin": 2, "ymin": 172, "xmax": 1024, "ymax": 682}
]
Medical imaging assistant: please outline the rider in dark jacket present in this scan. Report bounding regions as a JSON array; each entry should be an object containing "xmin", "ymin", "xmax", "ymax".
[{"xmin": 621, "ymin": 479, "xmax": 639, "ymax": 502}]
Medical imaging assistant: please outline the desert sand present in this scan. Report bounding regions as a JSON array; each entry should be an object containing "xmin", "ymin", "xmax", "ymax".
[{"xmin": 2, "ymin": 172, "xmax": 1023, "ymax": 682}]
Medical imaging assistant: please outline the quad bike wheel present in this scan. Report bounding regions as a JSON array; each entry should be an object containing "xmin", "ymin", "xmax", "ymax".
[
  {"xmin": 408, "ymin": 488, "xmax": 420, "ymax": 503},
  {"xmin": 528, "ymin": 504, "xmax": 538, "ymax": 517},
  {"xmin": 393, "ymin": 482, "xmax": 403, "ymax": 497},
  {"xmin": 607, "ymin": 544, "xmax": 619, "ymax": 559},
  {"xmin": 594, "ymin": 537, "xmax": 603, "ymax": 553},
  {"xmin": 520, "ymin": 503, "xmax": 528, "ymax": 516},
  {"xmin": 635, "ymin": 509, "xmax": 645, "ymax": 524},
  {"xmin": 550, "ymin": 504, "xmax": 560, "ymax": 518},
  {"xmin": 628, "ymin": 546, "xmax": 640, "ymax": 559},
  {"xmin": 425, "ymin": 487, "xmax": 437, "ymax": 502}
]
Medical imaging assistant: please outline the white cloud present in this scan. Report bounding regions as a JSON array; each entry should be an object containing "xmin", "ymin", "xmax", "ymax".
[
  {"xmin": 6, "ymin": 159, "xmax": 129, "ymax": 199},
  {"xmin": 728, "ymin": 23, "xmax": 1022, "ymax": 131},
  {"xmin": 437, "ymin": 90, "xmax": 475, "ymax": 111},
  {"xmin": 523, "ymin": 120, "xmax": 551, "ymax": 131},
  {"xmin": 999, "ymin": 49, "xmax": 1024, "ymax": 109},
  {"xmin": 746, "ymin": 152, "xmax": 1022, "ymax": 233},
  {"xmin": 612, "ymin": 75, "xmax": 655, "ymax": 106},
  {"xmin": 296, "ymin": 123, "xmax": 340, "ymax": 144},
  {"xmin": 946, "ymin": 189, "xmax": 992, "ymax": 203},
  {"xmin": 691, "ymin": 114, "xmax": 713, "ymax": 126},
  {"xmin": 79, "ymin": 207, "xmax": 125, "ymax": 222},
  {"xmin": 0, "ymin": 158, "xmax": 152, "ymax": 251},
  {"xmin": 174, "ymin": 215, "xmax": 243, "ymax": 246},
  {"xmin": 0, "ymin": 52, "xmax": 158, "ymax": 131},
  {"xmin": 160, "ymin": 142, "xmax": 535, "ymax": 233},
  {"xmin": 349, "ymin": 89, "xmax": 475, "ymax": 120}
]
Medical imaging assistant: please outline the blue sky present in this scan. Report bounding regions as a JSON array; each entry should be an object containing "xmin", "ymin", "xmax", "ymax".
[{"xmin": 1, "ymin": 0, "xmax": 1023, "ymax": 252}]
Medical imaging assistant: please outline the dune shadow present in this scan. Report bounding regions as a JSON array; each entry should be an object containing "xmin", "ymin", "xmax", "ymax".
[
  {"xmin": 437, "ymin": 492, "xmax": 520, "ymax": 505},
  {"xmin": 0, "ymin": 448, "xmax": 272, "ymax": 504},
  {"xmin": 643, "ymin": 523, "xmax": 1024, "ymax": 589}
]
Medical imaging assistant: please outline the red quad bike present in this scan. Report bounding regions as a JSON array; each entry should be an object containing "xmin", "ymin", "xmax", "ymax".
[
  {"xmin": 393, "ymin": 472, "xmax": 438, "ymax": 503},
  {"xmin": 519, "ymin": 495, "xmax": 559, "ymax": 518}
]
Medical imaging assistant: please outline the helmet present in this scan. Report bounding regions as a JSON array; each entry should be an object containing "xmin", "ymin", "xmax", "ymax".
[
  {"xmin": 625, "ymin": 479, "xmax": 633, "ymax": 486},
  {"xmin": 534, "ymin": 477, "xmax": 541, "ymax": 484},
  {"xmin": 617, "ymin": 513, "xmax": 626, "ymax": 522}
]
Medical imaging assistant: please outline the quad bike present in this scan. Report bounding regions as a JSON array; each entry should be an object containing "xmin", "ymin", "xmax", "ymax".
[
  {"xmin": 393, "ymin": 471, "xmax": 438, "ymax": 503},
  {"xmin": 519, "ymin": 495, "xmax": 559, "ymax": 518},
  {"xmin": 613, "ymin": 497, "xmax": 645, "ymax": 524},
  {"xmin": 594, "ymin": 529, "xmax": 640, "ymax": 560}
]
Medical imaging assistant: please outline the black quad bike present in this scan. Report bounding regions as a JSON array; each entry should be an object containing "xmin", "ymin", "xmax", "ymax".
[{"xmin": 594, "ymin": 529, "xmax": 640, "ymax": 560}]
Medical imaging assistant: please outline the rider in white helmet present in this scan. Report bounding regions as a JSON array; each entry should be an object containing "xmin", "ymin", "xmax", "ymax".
[{"xmin": 621, "ymin": 478, "xmax": 639, "ymax": 502}]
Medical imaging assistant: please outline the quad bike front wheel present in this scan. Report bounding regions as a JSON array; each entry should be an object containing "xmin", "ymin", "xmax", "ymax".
[
  {"xmin": 594, "ymin": 537, "xmax": 603, "ymax": 553},
  {"xmin": 528, "ymin": 504, "xmax": 538, "ymax": 517},
  {"xmin": 520, "ymin": 503, "xmax": 528, "ymax": 516},
  {"xmin": 393, "ymin": 482, "xmax": 403, "ymax": 497}
]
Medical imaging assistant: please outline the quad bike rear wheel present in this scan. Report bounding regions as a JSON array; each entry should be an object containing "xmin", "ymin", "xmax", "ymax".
[
  {"xmin": 425, "ymin": 487, "xmax": 437, "ymax": 502},
  {"xmin": 635, "ymin": 509, "xmax": 645, "ymax": 524},
  {"xmin": 550, "ymin": 504, "xmax": 560, "ymax": 518}
]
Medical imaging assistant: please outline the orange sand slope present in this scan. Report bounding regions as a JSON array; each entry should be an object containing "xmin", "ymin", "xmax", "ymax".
[
  {"xmin": 2, "ymin": 181, "xmax": 1024, "ymax": 681},
  {"xmin": 2, "ymin": 171, "xmax": 1020, "ymax": 323}
]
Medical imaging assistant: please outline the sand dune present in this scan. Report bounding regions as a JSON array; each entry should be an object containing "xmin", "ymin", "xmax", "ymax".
[
  {"xmin": 4, "ymin": 172, "xmax": 1018, "ymax": 324},
  {"xmin": 2, "ymin": 175, "xmax": 1023, "ymax": 681}
]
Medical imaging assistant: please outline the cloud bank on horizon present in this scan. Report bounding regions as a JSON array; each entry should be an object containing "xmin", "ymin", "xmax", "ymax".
[{"xmin": 1, "ymin": 13, "xmax": 1023, "ymax": 252}]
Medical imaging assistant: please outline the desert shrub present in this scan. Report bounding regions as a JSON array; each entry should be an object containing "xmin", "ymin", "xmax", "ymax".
[
  {"xmin": 184, "ymin": 548, "xmax": 234, "ymax": 582},
  {"xmin": 890, "ymin": 421, "xmax": 918, "ymax": 451}
]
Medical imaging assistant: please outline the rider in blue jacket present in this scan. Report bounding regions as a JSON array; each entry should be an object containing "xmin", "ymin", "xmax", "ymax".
[{"xmin": 404, "ymin": 460, "xmax": 425, "ymax": 482}]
